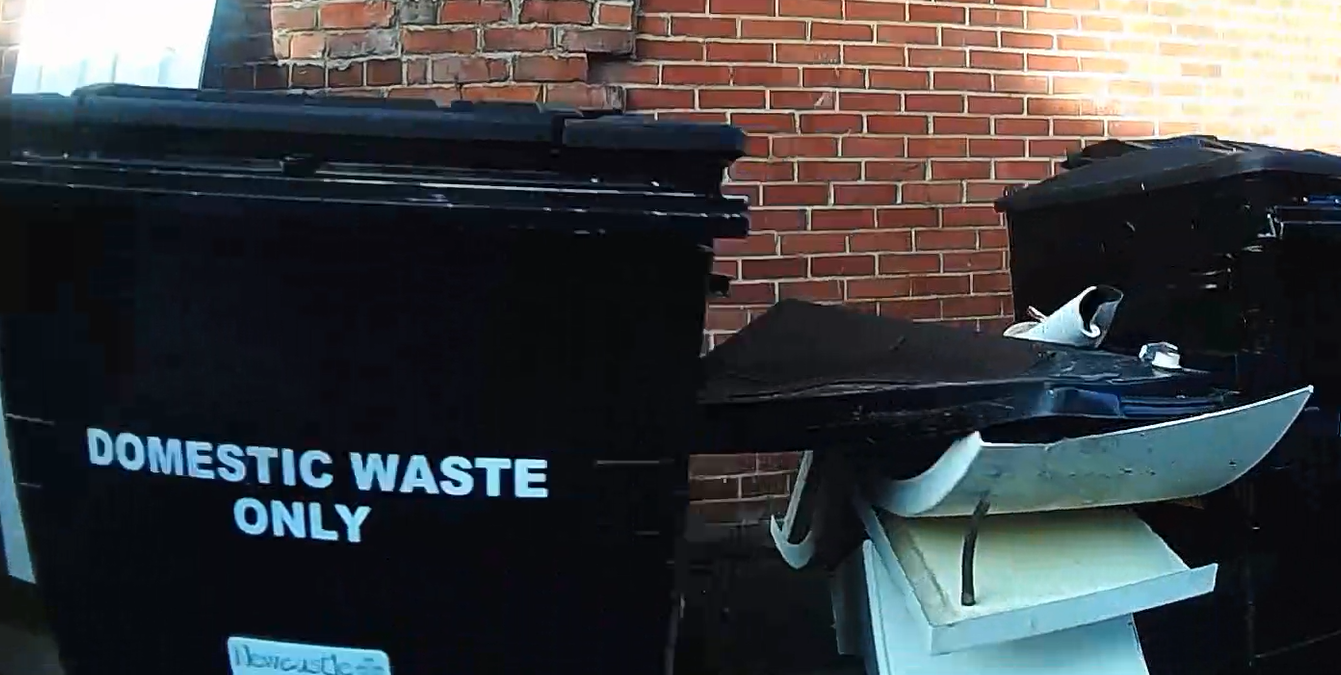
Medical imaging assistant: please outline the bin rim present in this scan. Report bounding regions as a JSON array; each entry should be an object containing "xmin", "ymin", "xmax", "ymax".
[{"xmin": 995, "ymin": 135, "xmax": 1341, "ymax": 213}]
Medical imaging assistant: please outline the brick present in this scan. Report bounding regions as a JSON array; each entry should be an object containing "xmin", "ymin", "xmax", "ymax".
[
  {"xmin": 902, "ymin": 183, "xmax": 963, "ymax": 204},
  {"xmin": 933, "ymin": 72, "xmax": 992, "ymax": 91},
  {"xmin": 811, "ymin": 209, "xmax": 875, "ymax": 230},
  {"xmin": 842, "ymin": 137, "xmax": 906, "ymax": 157},
  {"xmin": 545, "ymin": 83, "xmax": 624, "ymax": 108},
  {"xmin": 844, "ymin": 45, "xmax": 907, "ymax": 66},
  {"xmin": 968, "ymin": 96, "xmax": 1025, "ymax": 114},
  {"xmin": 515, "ymin": 55, "xmax": 587, "ymax": 82},
  {"xmin": 440, "ymin": 0, "xmax": 510, "ymax": 23},
  {"xmin": 908, "ymin": 3, "xmax": 965, "ymax": 24},
  {"xmin": 908, "ymin": 138, "xmax": 967, "ymax": 158},
  {"xmin": 846, "ymin": 0, "xmax": 907, "ymax": 20},
  {"xmin": 772, "ymin": 90, "xmax": 836, "ymax": 110},
  {"xmin": 716, "ymin": 233, "xmax": 780, "ymax": 256},
  {"xmin": 965, "ymin": 181, "xmax": 1018, "ymax": 203},
  {"xmin": 777, "ymin": 43, "xmax": 841, "ymax": 64},
  {"xmin": 705, "ymin": 307, "xmax": 751, "ymax": 331},
  {"xmin": 561, "ymin": 27, "xmax": 635, "ymax": 54},
  {"xmin": 839, "ymin": 92, "xmax": 902, "ymax": 112},
  {"xmin": 970, "ymin": 50, "xmax": 1025, "ymax": 70},
  {"xmin": 1002, "ymin": 32, "xmax": 1053, "ymax": 49},
  {"xmin": 970, "ymin": 138, "xmax": 1026, "ymax": 157},
  {"xmin": 254, "ymin": 64, "xmax": 288, "ymax": 91},
  {"xmin": 780, "ymin": 232, "xmax": 848, "ymax": 254},
  {"xmin": 995, "ymin": 118, "xmax": 1050, "ymax": 136},
  {"xmin": 778, "ymin": 0, "xmax": 842, "ymax": 18},
  {"xmin": 878, "ymin": 207, "xmax": 937, "ymax": 229},
  {"xmin": 906, "ymin": 94, "xmax": 965, "ymax": 113},
  {"xmin": 849, "ymin": 231, "xmax": 913, "ymax": 253},
  {"xmin": 915, "ymin": 229, "xmax": 976, "ymax": 250},
  {"xmin": 969, "ymin": 8, "xmax": 1023, "ymax": 27},
  {"xmin": 848, "ymin": 277, "xmax": 912, "ymax": 299},
  {"xmin": 589, "ymin": 61, "xmax": 658, "ymax": 84},
  {"xmin": 519, "ymin": 0, "xmax": 592, "ymax": 23},
  {"xmin": 973, "ymin": 272, "xmax": 1012, "ymax": 294},
  {"xmin": 942, "ymin": 295, "xmax": 1005, "ymax": 319},
  {"xmin": 663, "ymin": 64, "xmax": 733, "ymax": 85},
  {"xmin": 625, "ymin": 88, "xmax": 694, "ymax": 109},
  {"xmin": 597, "ymin": 2, "xmax": 634, "ymax": 26},
  {"xmin": 432, "ymin": 56, "xmax": 509, "ymax": 84},
  {"xmin": 880, "ymin": 298, "xmax": 941, "ymax": 320},
  {"xmin": 868, "ymin": 115, "xmax": 928, "ymax": 134},
  {"xmin": 690, "ymin": 454, "xmax": 756, "ymax": 476},
  {"xmin": 673, "ymin": 16, "xmax": 738, "ymax": 37},
  {"xmin": 979, "ymin": 227, "xmax": 1010, "ymax": 249},
  {"xmin": 1080, "ymin": 57, "xmax": 1128, "ymax": 73},
  {"xmin": 272, "ymin": 6, "xmax": 318, "ymax": 30},
  {"xmin": 993, "ymin": 74, "xmax": 1048, "ymax": 94},
  {"xmin": 753, "ymin": 209, "xmax": 808, "ymax": 231},
  {"xmin": 707, "ymin": 42, "xmax": 775, "ymax": 64},
  {"xmin": 1053, "ymin": 76, "xmax": 1105, "ymax": 95},
  {"xmin": 869, "ymin": 69, "xmax": 930, "ymax": 91},
  {"xmin": 733, "ymin": 66, "xmax": 800, "ymax": 86},
  {"xmin": 731, "ymin": 160, "xmax": 796, "ymax": 181},
  {"xmin": 636, "ymin": 39, "xmax": 704, "ymax": 60},
  {"xmin": 328, "ymin": 30, "xmax": 399, "ymax": 58},
  {"xmin": 915, "ymin": 274, "xmax": 974, "ymax": 297},
  {"xmin": 943, "ymin": 250, "xmax": 1004, "ymax": 272},
  {"xmin": 878, "ymin": 253, "xmax": 941, "ymax": 274},
  {"xmin": 803, "ymin": 67, "xmax": 863, "ymax": 87},
  {"xmin": 942, "ymin": 28, "xmax": 998, "ymax": 47},
  {"xmin": 773, "ymin": 136, "xmax": 839, "ymax": 157},
  {"xmin": 700, "ymin": 88, "xmax": 768, "ymax": 108},
  {"xmin": 290, "ymin": 33, "xmax": 325, "ymax": 59},
  {"xmin": 732, "ymin": 112, "xmax": 796, "ymax": 132},
  {"xmin": 712, "ymin": 0, "xmax": 777, "ymax": 14},
  {"xmin": 403, "ymin": 27, "xmax": 477, "ymax": 54},
  {"xmin": 1027, "ymin": 54, "xmax": 1079, "ymax": 72},
  {"xmin": 909, "ymin": 48, "xmax": 967, "ymax": 68},
  {"xmin": 812, "ymin": 22, "xmax": 873, "ymax": 41},
  {"xmin": 762, "ymin": 184, "xmax": 831, "ymax": 206},
  {"xmin": 366, "ymin": 59, "xmax": 404, "ymax": 86},
  {"xmin": 320, "ymin": 1, "xmax": 394, "ymax": 29},
  {"xmin": 742, "ymin": 256, "xmax": 809, "ymax": 278},
  {"xmin": 290, "ymin": 64, "xmax": 325, "ymax": 88},
  {"xmin": 741, "ymin": 19, "xmax": 806, "ymax": 38},
  {"xmin": 1026, "ymin": 11, "xmax": 1077, "ymax": 30},
  {"xmin": 876, "ymin": 25, "xmax": 939, "ymax": 45},
  {"xmin": 1058, "ymin": 35, "xmax": 1106, "ymax": 51},
  {"xmin": 811, "ymin": 255, "xmax": 876, "ymax": 277},
  {"xmin": 835, "ymin": 184, "xmax": 897, "ymax": 205},
  {"xmin": 797, "ymin": 161, "xmax": 862, "ymax": 181},
  {"xmin": 866, "ymin": 160, "xmax": 926, "ymax": 181},
  {"xmin": 1030, "ymin": 137, "xmax": 1085, "ymax": 156},
  {"xmin": 931, "ymin": 160, "xmax": 991, "ymax": 180},
  {"xmin": 484, "ymin": 27, "xmax": 552, "ymax": 51},
  {"xmin": 1109, "ymin": 120, "xmax": 1157, "ymax": 137},
  {"xmin": 781, "ymin": 280, "xmax": 844, "ymax": 301}
]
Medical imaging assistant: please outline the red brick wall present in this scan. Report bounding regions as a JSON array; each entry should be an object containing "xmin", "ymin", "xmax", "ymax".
[{"xmin": 4, "ymin": 0, "xmax": 1341, "ymax": 533}]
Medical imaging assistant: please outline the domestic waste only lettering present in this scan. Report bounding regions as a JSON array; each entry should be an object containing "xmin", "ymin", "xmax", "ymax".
[{"xmin": 85, "ymin": 428, "xmax": 549, "ymax": 543}]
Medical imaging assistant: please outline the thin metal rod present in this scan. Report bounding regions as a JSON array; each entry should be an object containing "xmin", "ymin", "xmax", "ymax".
[{"xmin": 961, "ymin": 496, "xmax": 992, "ymax": 607}]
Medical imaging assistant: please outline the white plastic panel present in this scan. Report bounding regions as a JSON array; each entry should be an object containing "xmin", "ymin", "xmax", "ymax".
[{"xmin": 11, "ymin": 0, "xmax": 218, "ymax": 95}]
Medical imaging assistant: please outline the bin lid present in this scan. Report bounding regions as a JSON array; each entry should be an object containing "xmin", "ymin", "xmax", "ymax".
[
  {"xmin": 0, "ymin": 84, "xmax": 750, "ymax": 236},
  {"xmin": 996, "ymin": 135, "xmax": 1341, "ymax": 213}
]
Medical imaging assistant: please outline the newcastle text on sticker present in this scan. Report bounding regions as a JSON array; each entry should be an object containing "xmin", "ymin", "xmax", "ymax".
[
  {"xmin": 86, "ymin": 428, "xmax": 549, "ymax": 544},
  {"xmin": 228, "ymin": 635, "xmax": 390, "ymax": 675}
]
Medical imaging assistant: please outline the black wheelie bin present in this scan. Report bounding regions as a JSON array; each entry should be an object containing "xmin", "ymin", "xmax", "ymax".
[
  {"xmin": 0, "ymin": 84, "xmax": 749, "ymax": 675},
  {"xmin": 998, "ymin": 135, "xmax": 1341, "ymax": 675}
]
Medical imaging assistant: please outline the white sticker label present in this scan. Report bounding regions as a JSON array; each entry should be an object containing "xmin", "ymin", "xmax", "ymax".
[{"xmin": 228, "ymin": 636, "xmax": 390, "ymax": 675}]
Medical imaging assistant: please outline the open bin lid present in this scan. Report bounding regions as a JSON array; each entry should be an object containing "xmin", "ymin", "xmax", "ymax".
[
  {"xmin": 0, "ymin": 84, "xmax": 749, "ymax": 238},
  {"xmin": 996, "ymin": 135, "xmax": 1341, "ymax": 213}
]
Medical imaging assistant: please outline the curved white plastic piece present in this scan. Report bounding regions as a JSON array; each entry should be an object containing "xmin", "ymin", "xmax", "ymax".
[
  {"xmin": 770, "ymin": 512, "xmax": 821, "ymax": 570},
  {"xmin": 870, "ymin": 385, "xmax": 1314, "ymax": 518},
  {"xmin": 1004, "ymin": 285, "xmax": 1125, "ymax": 348}
]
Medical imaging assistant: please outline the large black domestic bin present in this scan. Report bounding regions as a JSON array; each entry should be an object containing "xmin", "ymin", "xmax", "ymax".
[
  {"xmin": 998, "ymin": 135, "xmax": 1341, "ymax": 674},
  {"xmin": 0, "ymin": 84, "xmax": 748, "ymax": 675}
]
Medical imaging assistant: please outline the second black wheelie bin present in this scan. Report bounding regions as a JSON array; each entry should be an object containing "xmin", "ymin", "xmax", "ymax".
[
  {"xmin": 999, "ymin": 135, "xmax": 1341, "ymax": 675},
  {"xmin": 0, "ymin": 84, "xmax": 749, "ymax": 675}
]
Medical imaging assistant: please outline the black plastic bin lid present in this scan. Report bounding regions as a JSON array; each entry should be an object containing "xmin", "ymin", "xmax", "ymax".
[
  {"xmin": 0, "ymin": 84, "xmax": 750, "ymax": 237},
  {"xmin": 996, "ymin": 134, "xmax": 1341, "ymax": 213},
  {"xmin": 1, "ymin": 84, "xmax": 744, "ymax": 185}
]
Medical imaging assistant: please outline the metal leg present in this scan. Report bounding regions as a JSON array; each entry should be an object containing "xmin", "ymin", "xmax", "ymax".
[{"xmin": 961, "ymin": 495, "xmax": 992, "ymax": 607}]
